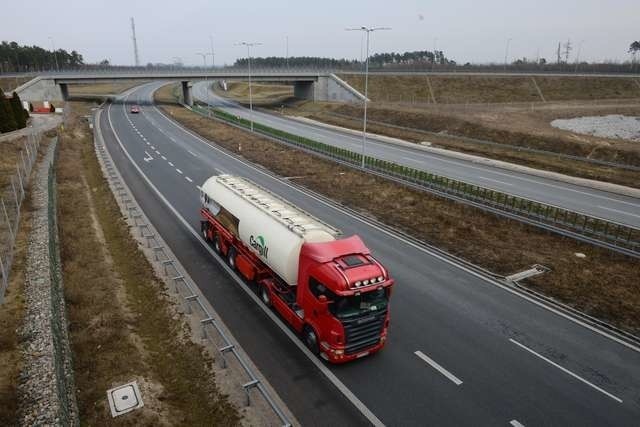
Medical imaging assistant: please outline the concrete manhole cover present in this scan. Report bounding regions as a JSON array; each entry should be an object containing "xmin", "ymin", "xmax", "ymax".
[{"xmin": 107, "ymin": 381, "xmax": 143, "ymax": 417}]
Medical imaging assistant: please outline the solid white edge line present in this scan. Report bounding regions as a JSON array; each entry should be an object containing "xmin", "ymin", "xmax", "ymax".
[
  {"xmin": 509, "ymin": 339, "xmax": 623, "ymax": 403},
  {"xmin": 151, "ymin": 102, "xmax": 640, "ymax": 356},
  {"xmin": 510, "ymin": 420, "xmax": 525, "ymax": 427},
  {"xmin": 414, "ymin": 351, "xmax": 463, "ymax": 386},
  {"xmin": 107, "ymin": 99, "xmax": 386, "ymax": 427}
]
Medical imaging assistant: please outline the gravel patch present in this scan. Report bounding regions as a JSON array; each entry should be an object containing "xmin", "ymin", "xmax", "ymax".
[
  {"xmin": 17, "ymin": 139, "xmax": 78, "ymax": 426},
  {"xmin": 551, "ymin": 114, "xmax": 640, "ymax": 141}
]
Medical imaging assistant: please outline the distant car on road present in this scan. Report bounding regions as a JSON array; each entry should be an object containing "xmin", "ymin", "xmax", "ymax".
[{"xmin": 130, "ymin": 105, "xmax": 140, "ymax": 114}]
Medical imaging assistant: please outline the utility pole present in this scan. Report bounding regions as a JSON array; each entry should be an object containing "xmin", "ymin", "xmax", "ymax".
[
  {"xmin": 346, "ymin": 26, "xmax": 392, "ymax": 169},
  {"xmin": 285, "ymin": 36, "xmax": 289, "ymax": 69},
  {"xmin": 563, "ymin": 39, "xmax": 572, "ymax": 63},
  {"xmin": 48, "ymin": 36, "xmax": 59, "ymax": 71},
  {"xmin": 131, "ymin": 17, "xmax": 140, "ymax": 67}
]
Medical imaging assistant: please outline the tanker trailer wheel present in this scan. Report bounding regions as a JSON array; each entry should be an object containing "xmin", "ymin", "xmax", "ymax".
[
  {"xmin": 227, "ymin": 247, "xmax": 237, "ymax": 270},
  {"xmin": 303, "ymin": 326, "xmax": 320, "ymax": 355},
  {"xmin": 201, "ymin": 223, "xmax": 210, "ymax": 242},
  {"xmin": 260, "ymin": 286, "xmax": 272, "ymax": 307},
  {"xmin": 213, "ymin": 234, "xmax": 222, "ymax": 254}
]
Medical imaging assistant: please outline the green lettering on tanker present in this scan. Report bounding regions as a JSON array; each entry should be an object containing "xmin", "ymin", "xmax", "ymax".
[{"xmin": 250, "ymin": 235, "xmax": 269, "ymax": 258}]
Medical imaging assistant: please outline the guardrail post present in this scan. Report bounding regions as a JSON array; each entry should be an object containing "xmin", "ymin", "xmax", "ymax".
[{"xmin": 242, "ymin": 380, "xmax": 259, "ymax": 407}]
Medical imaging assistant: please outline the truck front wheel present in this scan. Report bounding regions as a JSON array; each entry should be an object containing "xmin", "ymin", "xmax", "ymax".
[
  {"xmin": 201, "ymin": 222, "xmax": 209, "ymax": 242},
  {"xmin": 260, "ymin": 286, "xmax": 271, "ymax": 307},
  {"xmin": 303, "ymin": 326, "xmax": 319, "ymax": 355}
]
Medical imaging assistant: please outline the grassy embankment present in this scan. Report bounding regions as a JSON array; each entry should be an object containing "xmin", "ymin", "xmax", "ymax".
[
  {"xmin": 216, "ymin": 81, "xmax": 294, "ymax": 106},
  {"xmin": 57, "ymin": 103, "xmax": 240, "ymax": 425},
  {"xmin": 157, "ymin": 83, "xmax": 640, "ymax": 334},
  {"xmin": 67, "ymin": 81, "xmax": 148, "ymax": 96},
  {"xmin": 340, "ymin": 74, "xmax": 640, "ymax": 103}
]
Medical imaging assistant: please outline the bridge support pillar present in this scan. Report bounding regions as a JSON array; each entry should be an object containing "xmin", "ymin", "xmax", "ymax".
[
  {"xmin": 181, "ymin": 81, "xmax": 193, "ymax": 106},
  {"xmin": 59, "ymin": 83, "xmax": 69, "ymax": 101}
]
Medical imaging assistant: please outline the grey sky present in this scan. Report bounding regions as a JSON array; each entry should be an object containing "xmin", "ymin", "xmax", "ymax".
[{"xmin": 5, "ymin": 0, "xmax": 639, "ymax": 66}]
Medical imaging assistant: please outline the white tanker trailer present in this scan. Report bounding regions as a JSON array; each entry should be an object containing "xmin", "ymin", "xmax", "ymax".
[{"xmin": 200, "ymin": 175, "xmax": 394, "ymax": 363}]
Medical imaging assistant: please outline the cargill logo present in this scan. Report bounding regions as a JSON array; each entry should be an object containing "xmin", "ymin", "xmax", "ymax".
[{"xmin": 250, "ymin": 235, "xmax": 269, "ymax": 258}]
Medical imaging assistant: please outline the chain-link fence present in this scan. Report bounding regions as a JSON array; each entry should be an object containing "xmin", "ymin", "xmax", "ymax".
[{"xmin": 0, "ymin": 132, "xmax": 42, "ymax": 304}]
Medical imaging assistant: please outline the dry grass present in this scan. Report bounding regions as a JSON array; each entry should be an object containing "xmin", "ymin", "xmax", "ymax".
[
  {"xmin": 0, "ymin": 77, "xmax": 31, "ymax": 93},
  {"xmin": 536, "ymin": 76, "xmax": 640, "ymax": 101},
  {"xmin": 67, "ymin": 81, "xmax": 147, "ymax": 96},
  {"xmin": 0, "ymin": 176, "xmax": 34, "ymax": 425},
  {"xmin": 0, "ymin": 137, "xmax": 26, "ymax": 189},
  {"xmin": 58, "ymin": 102, "xmax": 240, "ymax": 425},
  {"xmin": 216, "ymin": 82, "xmax": 294, "ymax": 106},
  {"xmin": 339, "ymin": 74, "xmax": 640, "ymax": 104},
  {"xmin": 155, "ymin": 86, "xmax": 640, "ymax": 334}
]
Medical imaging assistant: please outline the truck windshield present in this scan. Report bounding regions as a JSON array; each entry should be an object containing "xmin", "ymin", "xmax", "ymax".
[{"xmin": 330, "ymin": 288, "xmax": 388, "ymax": 319}]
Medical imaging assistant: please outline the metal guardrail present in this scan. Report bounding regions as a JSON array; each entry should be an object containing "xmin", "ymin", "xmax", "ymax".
[
  {"xmin": 0, "ymin": 132, "xmax": 42, "ymax": 303},
  {"xmin": 193, "ymin": 104, "xmax": 640, "ymax": 258},
  {"xmin": 92, "ymin": 112, "xmax": 291, "ymax": 426}
]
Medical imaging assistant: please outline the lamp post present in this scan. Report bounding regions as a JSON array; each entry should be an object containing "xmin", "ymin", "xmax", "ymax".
[
  {"xmin": 236, "ymin": 42, "xmax": 262, "ymax": 131},
  {"xmin": 504, "ymin": 37, "xmax": 512, "ymax": 72},
  {"xmin": 196, "ymin": 53, "xmax": 213, "ymax": 115},
  {"xmin": 346, "ymin": 26, "xmax": 391, "ymax": 168}
]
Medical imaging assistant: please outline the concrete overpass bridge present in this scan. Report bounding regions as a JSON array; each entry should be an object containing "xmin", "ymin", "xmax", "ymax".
[{"xmin": 14, "ymin": 70, "xmax": 366, "ymax": 105}]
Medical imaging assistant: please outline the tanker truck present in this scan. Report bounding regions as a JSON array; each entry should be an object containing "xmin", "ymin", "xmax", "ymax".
[{"xmin": 200, "ymin": 175, "xmax": 394, "ymax": 363}]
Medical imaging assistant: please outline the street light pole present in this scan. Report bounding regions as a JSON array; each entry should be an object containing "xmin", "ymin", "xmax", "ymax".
[
  {"xmin": 346, "ymin": 26, "xmax": 391, "ymax": 168},
  {"xmin": 504, "ymin": 37, "xmax": 512, "ymax": 72},
  {"xmin": 197, "ymin": 53, "xmax": 213, "ymax": 115},
  {"xmin": 209, "ymin": 35, "xmax": 215, "ymax": 68},
  {"xmin": 236, "ymin": 42, "xmax": 262, "ymax": 131}
]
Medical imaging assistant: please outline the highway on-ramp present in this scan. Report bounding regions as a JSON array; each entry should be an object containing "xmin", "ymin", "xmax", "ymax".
[
  {"xmin": 192, "ymin": 81, "xmax": 640, "ymax": 229},
  {"xmin": 101, "ymin": 82, "xmax": 640, "ymax": 426}
]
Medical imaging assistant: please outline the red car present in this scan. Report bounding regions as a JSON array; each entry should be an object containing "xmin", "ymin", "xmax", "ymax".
[{"xmin": 130, "ymin": 105, "xmax": 140, "ymax": 114}]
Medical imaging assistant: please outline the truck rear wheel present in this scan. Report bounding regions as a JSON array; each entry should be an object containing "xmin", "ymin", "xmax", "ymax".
[
  {"xmin": 201, "ymin": 223, "xmax": 209, "ymax": 242},
  {"xmin": 227, "ymin": 247, "xmax": 237, "ymax": 270},
  {"xmin": 260, "ymin": 286, "xmax": 271, "ymax": 307},
  {"xmin": 303, "ymin": 326, "xmax": 319, "ymax": 355}
]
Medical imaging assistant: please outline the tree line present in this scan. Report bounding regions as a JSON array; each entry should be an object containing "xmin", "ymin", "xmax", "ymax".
[
  {"xmin": 0, "ymin": 89, "xmax": 29, "ymax": 133},
  {"xmin": 0, "ymin": 41, "xmax": 84, "ymax": 72},
  {"xmin": 233, "ymin": 50, "xmax": 453, "ymax": 69}
]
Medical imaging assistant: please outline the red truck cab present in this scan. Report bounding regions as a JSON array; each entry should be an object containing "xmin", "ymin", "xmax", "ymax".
[{"xmin": 262, "ymin": 235, "xmax": 393, "ymax": 363}]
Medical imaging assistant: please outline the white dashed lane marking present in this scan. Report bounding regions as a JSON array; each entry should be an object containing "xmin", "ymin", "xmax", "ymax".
[{"xmin": 176, "ymin": 169, "xmax": 183, "ymax": 174}]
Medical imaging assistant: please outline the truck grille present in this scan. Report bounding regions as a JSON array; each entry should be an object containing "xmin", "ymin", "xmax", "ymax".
[{"xmin": 342, "ymin": 310, "xmax": 386, "ymax": 355}]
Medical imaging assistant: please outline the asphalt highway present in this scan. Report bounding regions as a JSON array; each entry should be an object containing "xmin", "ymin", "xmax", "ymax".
[
  {"xmin": 102, "ymin": 82, "xmax": 640, "ymax": 426},
  {"xmin": 192, "ymin": 81, "xmax": 640, "ymax": 228}
]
